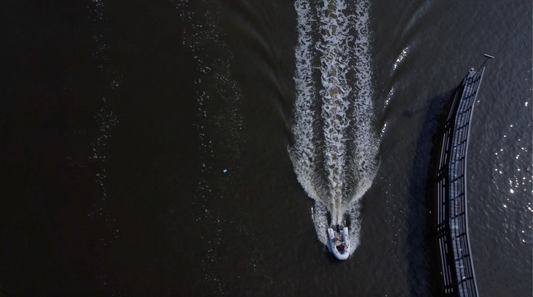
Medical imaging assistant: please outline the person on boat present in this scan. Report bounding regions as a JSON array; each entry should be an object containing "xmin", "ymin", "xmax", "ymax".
[
  {"xmin": 337, "ymin": 243, "xmax": 346, "ymax": 253},
  {"xmin": 336, "ymin": 233, "xmax": 342, "ymax": 241}
]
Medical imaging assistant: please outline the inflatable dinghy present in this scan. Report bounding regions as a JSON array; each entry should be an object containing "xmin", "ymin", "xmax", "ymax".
[{"xmin": 327, "ymin": 226, "xmax": 350, "ymax": 260}]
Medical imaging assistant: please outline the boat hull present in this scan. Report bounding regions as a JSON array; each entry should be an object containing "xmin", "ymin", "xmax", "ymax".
[{"xmin": 327, "ymin": 227, "xmax": 350, "ymax": 260}]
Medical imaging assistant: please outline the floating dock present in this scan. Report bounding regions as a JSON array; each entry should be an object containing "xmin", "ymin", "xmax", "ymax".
[{"xmin": 434, "ymin": 58, "xmax": 491, "ymax": 296}]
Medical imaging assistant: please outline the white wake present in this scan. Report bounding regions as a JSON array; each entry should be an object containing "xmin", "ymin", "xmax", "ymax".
[{"xmin": 290, "ymin": 0, "xmax": 379, "ymax": 255}]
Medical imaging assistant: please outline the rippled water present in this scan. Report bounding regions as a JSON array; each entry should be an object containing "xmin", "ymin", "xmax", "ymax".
[{"xmin": 2, "ymin": 0, "xmax": 531, "ymax": 295}]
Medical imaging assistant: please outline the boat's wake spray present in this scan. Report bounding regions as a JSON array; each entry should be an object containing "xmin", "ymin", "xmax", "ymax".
[{"xmin": 290, "ymin": 0, "xmax": 379, "ymax": 257}]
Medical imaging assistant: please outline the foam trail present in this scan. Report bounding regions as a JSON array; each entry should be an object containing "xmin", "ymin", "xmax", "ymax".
[
  {"xmin": 291, "ymin": 0, "xmax": 378, "ymax": 255},
  {"xmin": 291, "ymin": 0, "xmax": 321, "ymax": 202},
  {"xmin": 318, "ymin": 0, "xmax": 349, "ymax": 224}
]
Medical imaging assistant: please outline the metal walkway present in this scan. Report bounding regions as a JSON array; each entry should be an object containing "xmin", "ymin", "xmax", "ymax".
[{"xmin": 435, "ymin": 66, "xmax": 486, "ymax": 297}]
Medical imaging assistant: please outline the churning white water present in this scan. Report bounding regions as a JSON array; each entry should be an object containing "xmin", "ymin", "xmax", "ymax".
[{"xmin": 290, "ymin": 0, "xmax": 379, "ymax": 255}]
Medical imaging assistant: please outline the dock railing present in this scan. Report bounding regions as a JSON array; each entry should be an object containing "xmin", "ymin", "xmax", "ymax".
[{"xmin": 435, "ymin": 64, "xmax": 487, "ymax": 297}]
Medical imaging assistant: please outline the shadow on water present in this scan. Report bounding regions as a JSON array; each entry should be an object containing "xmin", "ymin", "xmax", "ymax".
[{"xmin": 405, "ymin": 89, "xmax": 454, "ymax": 296}]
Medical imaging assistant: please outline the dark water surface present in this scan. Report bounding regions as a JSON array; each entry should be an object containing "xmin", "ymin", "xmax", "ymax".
[{"xmin": 2, "ymin": 0, "xmax": 531, "ymax": 296}]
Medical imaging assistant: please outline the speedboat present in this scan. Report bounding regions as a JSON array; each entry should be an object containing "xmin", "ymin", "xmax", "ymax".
[{"xmin": 327, "ymin": 226, "xmax": 350, "ymax": 260}]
